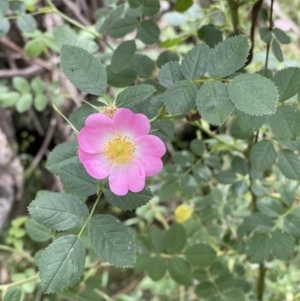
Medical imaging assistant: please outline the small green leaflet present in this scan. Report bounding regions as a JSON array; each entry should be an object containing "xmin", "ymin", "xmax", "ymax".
[
  {"xmin": 272, "ymin": 39, "xmax": 283, "ymax": 62},
  {"xmin": 88, "ymin": 215, "xmax": 135, "ymax": 267},
  {"xmin": 25, "ymin": 218, "xmax": 52, "ymax": 242},
  {"xmin": 164, "ymin": 223, "xmax": 186, "ymax": 254},
  {"xmin": 110, "ymin": 40, "xmax": 136, "ymax": 73},
  {"xmin": 228, "ymin": 73, "xmax": 278, "ymax": 116},
  {"xmin": 278, "ymin": 149, "xmax": 300, "ymax": 180},
  {"xmin": 107, "ymin": 17, "xmax": 138, "ymax": 38},
  {"xmin": 146, "ymin": 256, "xmax": 166, "ymax": 281},
  {"xmin": 269, "ymin": 106, "xmax": 300, "ymax": 140},
  {"xmin": 28, "ymin": 192, "xmax": 89, "ymax": 231},
  {"xmin": 273, "ymin": 67, "xmax": 300, "ymax": 102},
  {"xmin": 249, "ymin": 140, "xmax": 277, "ymax": 171},
  {"xmin": 185, "ymin": 243, "xmax": 216, "ymax": 268},
  {"xmin": 142, "ymin": 0, "xmax": 160, "ymax": 16},
  {"xmin": 39, "ymin": 235, "xmax": 86, "ymax": 293},
  {"xmin": 59, "ymin": 162, "xmax": 97, "ymax": 197},
  {"xmin": 60, "ymin": 45, "xmax": 107, "ymax": 95},
  {"xmin": 115, "ymin": 84, "xmax": 156, "ymax": 109},
  {"xmin": 246, "ymin": 233, "xmax": 271, "ymax": 263},
  {"xmin": 4, "ymin": 288, "xmax": 22, "ymax": 301},
  {"xmin": 168, "ymin": 257, "xmax": 192, "ymax": 285},
  {"xmin": 46, "ymin": 141, "xmax": 79, "ymax": 175},
  {"xmin": 196, "ymin": 81, "xmax": 234, "ymax": 126},
  {"xmin": 181, "ymin": 43, "xmax": 210, "ymax": 79},
  {"xmin": 16, "ymin": 15, "xmax": 37, "ymax": 33},
  {"xmin": 164, "ymin": 80, "xmax": 197, "ymax": 114},
  {"xmin": 158, "ymin": 61, "xmax": 182, "ymax": 88},
  {"xmin": 271, "ymin": 230, "xmax": 294, "ymax": 260},
  {"xmin": 137, "ymin": 20, "xmax": 160, "ymax": 45},
  {"xmin": 103, "ymin": 187, "xmax": 153, "ymax": 210},
  {"xmin": 207, "ymin": 36, "xmax": 249, "ymax": 78}
]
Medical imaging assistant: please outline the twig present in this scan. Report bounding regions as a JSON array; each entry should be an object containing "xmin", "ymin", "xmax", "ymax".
[
  {"xmin": 62, "ymin": 0, "xmax": 90, "ymax": 26},
  {"xmin": 257, "ymin": 263, "xmax": 266, "ymax": 301},
  {"xmin": 0, "ymin": 274, "xmax": 39, "ymax": 291},
  {"xmin": 0, "ymin": 65, "xmax": 44, "ymax": 79},
  {"xmin": 25, "ymin": 116, "xmax": 57, "ymax": 178},
  {"xmin": 28, "ymin": 108, "xmax": 45, "ymax": 136},
  {"xmin": 0, "ymin": 37, "xmax": 52, "ymax": 71}
]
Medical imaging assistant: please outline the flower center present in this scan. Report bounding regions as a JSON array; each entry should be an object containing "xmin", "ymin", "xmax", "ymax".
[{"xmin": 104, "ymin": 135, "xmax": 136, "ymax": 165}]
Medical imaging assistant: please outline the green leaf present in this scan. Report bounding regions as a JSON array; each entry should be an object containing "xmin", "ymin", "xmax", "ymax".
[
  {"xmin": 246, "ymin": 233, "xmax": 271, "ymax": 263},
  {"xmin": 215, "ymin": 170, "xmax": 237, "ymax": 184},
  {"xmin": 4, "ymin": 288, "xmax": 22, "ymax": 301},
  {"xmin": 78, "ymin": 290, "xmax": 100, "ymax": 301},
  {"xmin": 9, "ymin": 1, "xmax": 26, "ymax": 14},
  {"xmin": 242, "ymin": 213, "xmax": 274, "ymax": 234},
  {"xmin": 278, "ymin": 149, "xmax": 300, "ymax": 180},
  {"xmin": 0, "ymin": 18, "xmax": 10, "ymax": 38},
  {"xmin": 190, "ymin": 139, "xmax": 205, "ymax": 156},
  {"xmin": 272, "ymin": 38, "xmax": 283, "ymax": 62},
  {"xmin": 164, "ymin": 80, "xmax": 197, "ymax": 114},
  {"xmin": 107, "ymin": 66, "xmax": 137, "ymax": 87},
  {"xmin": 273, "ymin": 67, "xmax": 300, "ymax": 102},
  {"xmin": 256, "ymin": 197, "xmax": 283, "ymax": 218},
  {"xmin": 196, "ymin": 81, "xmax": 234, "ymax": 125},
  {"xmin": 129, "ymin": 0, "xmax": 141, "ymax": 8},
  {"xmin": 271, "ymin": 230, "xmax": 294, "ymax": 260},
  {"xmin": 60, "ymin": 45, "xmax": 107, "ymax": 95},
  {"xmin": 15, "ymin": 94, "xmax": 33, "ymax": 113},
  {"xmin": 13, "ymin": 76, "xmax": 30, "ymax": 94},
  {"xmin": 280, "ymin": 184, "xmax": 295, "ymax": 207},
  {"xmin": 164, "ymin": 223, "xmax": 186, "ymax": 254},
  {"xmin": 137, "ymin": 20, "xmax": 160, "ymax": 45},
  {"xmin": 158, "ymin": 61, "xmax": 182, "ymax": 88},
  {"xmin": 231, "ymin": 156, "xmax": 248, "ymax": 176},
  {"xmin": 181, "ymin": 174, "xmax": 197, "ymax": 196},
  {"xmin": 237, "ymin": 112, "xmax": 266, "ymax": 132},
  {"xmin": 151, "ymin": 120, "xmax": 174, "ymax": 143},
  {"xmin": 69, "ymin": 103, "xmax": 98, "ymax": 131},
  {"xmin": 197, "ymin": 24, "xmax": 222, "ymax": 48},
  {"xmin": 107, "ymin": 17, "xmax": 138, "ymax": 38},
  {"xmin": 159, "ymin": 36, "xmax": 188, "ymax": 48},
  {"xmin": 16, "ymin": 15, "xmax": 37, "ymax": 33},
  {"xmin": 25, "ymin": 218, "xmax": 52, "ymax": 242},
  {"xmin": 269, "ymin": 106, "xmax": 300, "ymax": 140},
  {"xmin": 174, "ymin": 150, "xmax": 194, "ymax": 166},
  {"xmin": 0, "ymin": 0, "xmax": 9, "ymax": 15},
  {"xmin": 149, "ymin": 227, "xmax": 165, "ymax": 253},
  {"xmin": 193, "ymin": 164, "xmax": 212, "ymax": 182},
  {"xmin": 46, "ymin": 141, "xmax": 79, "ymax": 175},
  {"xmin": 39, "ymin": 235, "xmax": 86, "ymax": 293},
  {"xmin": 25, "ymin": 38, "xmax": 43, "ymax": 58},
  {"xmin": 157, "ymin": 50, "xmax": 179, "ymax": 68},
  {"xmin": 250, "ymin": 140, "xmax": 277, "ymax": 171},
  {"xmin": 228, "ymin": 73, "xmax": 278, "ymax": 115},
  {"xmin": 181, "ymin": 43, "xmax": 210, "ymax": 80},
  {"xmin": 195, "ymin": 281, "xmax": 217, "ymax": 299},
  {"xmin": 53, "ymin": 25, "xmax": 77, "ymax": 46},
  {"xmin": 116, "ymin": 84, "xmax": 156, "ymax": 109},
  {"xmin": 111, "ymin": 40, "xmax": 136, "ymax": 73},
  {"xmin": 284, "ymin": 214, "xmax": 300, "ymax": 238},
  {"xmin": 273, "ymin": 28, "xmax": 291, "ymax": 44},
  {"xmin": 159, "ymin": 180, "xmax": 179, "ymax": 201},
  {"xmin": 103, "ymin": 188, "xmax": 152, "ymax": 210},
  {"xmin": 142, "ymin": 0, "xmax": 160, "ymax": 16},
  {"xmin": 28, "ymin": 192, "xmax": 89, "ymax": 231},
  {"xmin": 34, "ymin": 94, "xmax": 47, "ymax": 111},
  {"xmin": 168, "ymin": 257, "xmax": 192, "ymax": 285},
  {"xmin": 222, "ymin": 289, "xmax": 246, "ymax": 301},
  {"xmin": 207, "ymin": 36, "xmax": 249, "ymax": 78},
  {"xmin": 185, "ymin": 243, "xmax": 216, "ymax": 268},
  {"xmin": 259, "ymin": 27, "xmax": 272, "ymax": 43},
  {"xmin": 0, "ymin": 92, "xmax": 19, "ymax": 107},
  {"xmin": 175, "ymin": 0, "xmax": 193, "ymax": 12},
  {"xmin": 146, "ymin": 256, "xmax": 166, "ymax": 281},
  {"xmin": 89, "ymin": 215, "xmax": 135, "ymax": 267},
  {"xmin": 130, "ymin": 54, "xmax": 155, "ymax": 78},
  {"xmin": 59, "ymin": 162, "xmax": 97, "ymax": 197}
]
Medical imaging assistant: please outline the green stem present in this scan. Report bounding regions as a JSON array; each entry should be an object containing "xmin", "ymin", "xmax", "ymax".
[
  {"xmin": 226, "ymin": 0, "xmax": 240, "ymax": 34},
  {"xmin": 148, "ymin": 201, "xmax": 169, "ymax": 230},
  {"xmin": 0, "ymin": 244, "xmax": 34, "ymax": 262},
  {"xmin": 0, "ymin": 275, "xmax": 39, "ymax": 291},
  {"xmin": 78, "ymin": 190, "xmax": 103, "ymax": 238},
  {"xmin": 257, "ymin": 263, "xmax": 266, "ymax": 301},
  {"xmin": 96, "ymin": 289, "xmax": 115, "ymax": 301}
]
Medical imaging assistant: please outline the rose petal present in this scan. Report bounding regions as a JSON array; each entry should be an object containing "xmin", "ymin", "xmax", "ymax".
[
  {"xmin": 78, "ymin": 116, "xmax": 116, "ymax": 153},
  {"xmin": 135, "ymin": 135, "xmax": 165, "ymax": 176},
  {"xmin": 113, "ymin": 108, "xmax": 150, "ymax": 138},
  {"xmin": 78, "ymin": 149, "xmax": 111, "ymax": 179},
  {"xmin": 108, "ymin": 160, "xmax": 145, "ymax": 195}
]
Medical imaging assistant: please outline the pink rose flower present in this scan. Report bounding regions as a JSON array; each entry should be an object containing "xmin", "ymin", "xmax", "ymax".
[{"xmin": 78, "ymin": 108, "xmax": 166, "ymax": 196}]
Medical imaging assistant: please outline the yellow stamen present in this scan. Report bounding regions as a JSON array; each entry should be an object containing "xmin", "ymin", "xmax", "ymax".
[
  {"xmin": 101, "ymin": 104, "xmax": 117, "ymax": 118},
  {"xmin": 104, "ymin": 134, "xmax": 136, "ymax": 165}
]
